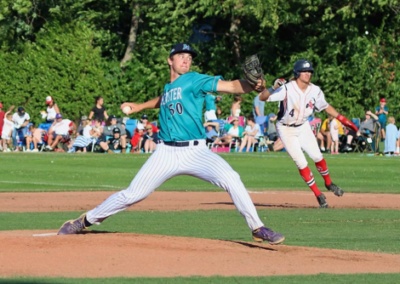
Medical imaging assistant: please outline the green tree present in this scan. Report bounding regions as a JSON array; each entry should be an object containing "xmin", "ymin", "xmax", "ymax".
[
  {"xmin": 0, "ymin": 22, "xmax": 119, "ymax": 124},
  {"xmin": 1, "ymin": 0, "xmax": 399, "ymax": 121}
]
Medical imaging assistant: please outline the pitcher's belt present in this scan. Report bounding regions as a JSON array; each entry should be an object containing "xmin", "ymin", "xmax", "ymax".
[
  {"xmin": 282, "ymin": 123, "xmax": 303, "ymax": 128},
  {"xmin": 163, "ymin": 140, "xmax": 200, "ymax": 147}
]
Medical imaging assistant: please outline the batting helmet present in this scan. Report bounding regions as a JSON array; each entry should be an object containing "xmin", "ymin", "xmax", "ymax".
[{"xmin": 293, "ymin": 59, "xmax": 314, "ymax": 78}]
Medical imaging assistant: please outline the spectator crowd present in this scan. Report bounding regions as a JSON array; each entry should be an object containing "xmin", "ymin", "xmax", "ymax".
[{"xmin": 0, "ymin": 95, "xmax": 399, "ymax": 156}]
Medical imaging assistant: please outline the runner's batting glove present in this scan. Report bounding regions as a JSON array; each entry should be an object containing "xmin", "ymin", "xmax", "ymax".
[
  {"xmin": 337, "ymin": 114, "xmax": 358, "ymax": 132},
  {"xmin": 267, "ymin": 78, "xmax": 286, "ymax": 94},
  {"xmin": 273, "ymin": 78, "xmax": 286, "ymax": 89}
]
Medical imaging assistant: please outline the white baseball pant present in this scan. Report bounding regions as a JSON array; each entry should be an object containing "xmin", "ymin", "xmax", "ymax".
[
  {"xmin": 86, "ymin": 140, "xmax": 264, "ymax": 230},
  {"xmin": 277, "ymin": 123, "xmax": 323, "ymax": 169}
]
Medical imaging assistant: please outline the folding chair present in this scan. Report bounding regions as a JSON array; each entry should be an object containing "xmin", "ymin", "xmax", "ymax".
[
  {"xmin": 371, "ymin": 121, "xmax": 381, "ymax": 153},
  {"xmin": 125, "ymin": 119, "xmax": 138, "ymax": 137},
  {"xmin": 89, "ymin": 138, "xmax": 99, "ymax": 153},
  {"xmin": 238, "ymin": 116, "xmax": 246, "ymax": 127},
  {"xmin": 352, "ymin": 118, "xmax": 361, "ymax": 129},
  {"xmin": 356, "ymin": 120, "xmax": 381, "ymax": 153},
  {"xmin": 37, "ymin": 123, "xmax": 52, "ymax": 152},
  {"xmin": 248, "ymin": 136, "xmax": 266, "ymax": 152},
  {"xmin": 364, "ymin": 136, "xmax": 374, "ymax": 153},
  {"xmin": 228, "ymin": 137, "xmax": 241, "ymax": 152},
  {"xmin": 255, "ymin": 136, "xmax": 268, "ymax": 152}
]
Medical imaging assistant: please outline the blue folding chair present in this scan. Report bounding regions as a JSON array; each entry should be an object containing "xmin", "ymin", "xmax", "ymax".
[
  {"xmin": 37, "ymin": 123, "xmax": 53, "ymax": 151},
  {"xmin": 125, "ymin": 119, "xmax": 138, "ymax": 137},
  {"xmin": 352, "ymin": 118, "xmax": 361, "ymax": 129}
]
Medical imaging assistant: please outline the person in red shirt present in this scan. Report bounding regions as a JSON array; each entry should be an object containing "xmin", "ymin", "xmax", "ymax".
[
  {"xmin": 138, "ymin": 114, "xmax": 159, "ymax": 133},
  {"xmin": 130, "ymin": 124, "xmax": 145, "ymax": 153}
]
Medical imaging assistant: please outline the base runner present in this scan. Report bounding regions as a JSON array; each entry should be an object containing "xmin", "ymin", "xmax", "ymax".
[
  {"xmin": 58, "ymin": 43, "xmax": 284, "ymax": 245},
  {"xmin": 259, "ymin": 59, "xmax": 358, "ymax": 208}
]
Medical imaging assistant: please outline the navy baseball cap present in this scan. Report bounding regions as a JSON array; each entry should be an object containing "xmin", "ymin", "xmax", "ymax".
[
  {"xmin": 169, "ymin": 43, "xmax": 197, "ymax": 58},
  {"xmin": 113, "ymin": 127, "xmax": 121, "ymax": 134}
]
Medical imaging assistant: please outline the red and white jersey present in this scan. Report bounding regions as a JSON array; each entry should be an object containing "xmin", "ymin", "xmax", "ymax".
[{"xmin": 268, "ymin": 81, "xmax": 329, "ymax": 126}]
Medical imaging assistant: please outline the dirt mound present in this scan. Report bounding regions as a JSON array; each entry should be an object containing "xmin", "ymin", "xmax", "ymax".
[{"xmin": 1, "ymin": 230, "xmax": 400, "ymax": 278}]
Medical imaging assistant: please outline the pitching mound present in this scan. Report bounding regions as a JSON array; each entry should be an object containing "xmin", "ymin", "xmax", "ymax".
[{"xmin": 1, "ymin": 230, "xmax": 400, "ymax": 278}]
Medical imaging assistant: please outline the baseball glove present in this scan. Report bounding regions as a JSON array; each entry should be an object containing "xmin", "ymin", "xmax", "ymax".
[{"xmin": 243, "ymin": 54, "xmax": 265, "ymax": 91}]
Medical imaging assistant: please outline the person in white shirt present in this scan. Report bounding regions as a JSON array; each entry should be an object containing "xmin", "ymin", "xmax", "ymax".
[
  {"xmin": 1, "ymin": 111, "xmax": 14, "ymax": 151},
  {"xmin": 329, "ymin": 116, "xmax": 339, "ymax": 154},
  {"xmin": 69, "ymin": 116, "xmax": 100, "ymax": 153},
  {"xmin": 44, "ymin": 96, "xmax": 60, "ymax": 123},
  {"xmin": 45, "ymin": 113, "xmax": 74, "ymax": 151},
  {"xmin": 12, "ymin": 107, "xmax": 30, "ymax": 151},
  {"xmin": 230, "ymin": 94, "xmax": 242, "ymax": 118},
  {"xmin": 213, "ymin": 117, "xmax": 244, "ymax": 147},
  {"xmin": 238, "ymin": 116, "xmax": 262, "ymax": 152}
]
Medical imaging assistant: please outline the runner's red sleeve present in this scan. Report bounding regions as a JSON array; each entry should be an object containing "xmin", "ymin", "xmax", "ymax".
[{"xmin": 337, "ymin": 114, "xmax": 358, "ymax": 132}]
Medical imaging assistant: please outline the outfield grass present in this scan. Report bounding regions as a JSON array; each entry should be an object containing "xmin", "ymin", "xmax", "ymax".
[{"xmin": 0, "ymin": 152, "xmax": 399, "ymax": 192}]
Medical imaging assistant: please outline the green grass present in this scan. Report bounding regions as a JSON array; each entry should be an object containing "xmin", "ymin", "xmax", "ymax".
[
  {"xmin": 0, "ymin": 152, "xmax": 399, "ymax": 192},
  {"xmin": 1, "ymin": 152, "xmax": 399, "ymax": 282},
  {"xmin": 1, "ymin": 209, "xmax": 399, "ymax": 253}
]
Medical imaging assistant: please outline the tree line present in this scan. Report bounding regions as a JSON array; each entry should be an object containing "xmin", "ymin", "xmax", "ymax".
[{"xmin": 0, "ymin": 0, "xmax": 399, "ymax": 125}]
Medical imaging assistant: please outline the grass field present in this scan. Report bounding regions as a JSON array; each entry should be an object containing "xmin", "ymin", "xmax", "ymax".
[
  {"xmin": 1, "ymin": 152, "xmax": 399, "ymax": 192},
  {"xmin": 0, "ymin": 152, "xmax": 399, "ymax": 283},
  {"xmin": 1, "ymin": 209, "xmax": 399, "ymax": 253}
]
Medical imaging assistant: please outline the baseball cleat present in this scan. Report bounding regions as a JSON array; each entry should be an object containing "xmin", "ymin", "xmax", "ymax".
[
  {"xmin": 252, "ymin": 227, "xmax": 285, "ymax": 245},
  {"xmin": 325, "ymin": 183, "xmax": 344, "ymax": 197},
  {"xmin": 57, "ymin": 214, "xmax": 87, "ymax": 235},
  {"xmin": 316, "ymin": 193, "xmax": 328, "ymax": 208}
]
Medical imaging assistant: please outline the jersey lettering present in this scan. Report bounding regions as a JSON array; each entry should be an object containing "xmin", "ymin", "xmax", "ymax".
[
  {"xmin": 168, "ymin": 104, "xmax": 175, "ymax": 115},
  {"xmin": 289, "ymin": 109, "xmax": 295, "ymax": 117},
  {"xmin": 168, "ymin": 102, "xmax": 184, "ymax": 115},
  {"xmin": 161, "ymin": 87, "xmax": 183, "ymax": 105},
  {"xmin": 306, "ymin": 98, "xmax": 316, "ymax": 110},
  {"xmin": 176, "ymin": 102, "xmax": 183, "ymax": 114}
]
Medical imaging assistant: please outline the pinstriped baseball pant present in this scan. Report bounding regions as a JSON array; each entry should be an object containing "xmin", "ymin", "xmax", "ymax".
[{"xmin": 86, "ymin": 140, "xmax": 264, "ymax": 230}]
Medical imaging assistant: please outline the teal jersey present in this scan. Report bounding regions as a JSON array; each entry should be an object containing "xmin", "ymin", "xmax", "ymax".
[
  {"xmin": 159, "ymin": 72, "xmax": 222, "ymax": 141},
  {"xmin": 205, "ymin": 93, "xmax": 216, "ymax": 111}
]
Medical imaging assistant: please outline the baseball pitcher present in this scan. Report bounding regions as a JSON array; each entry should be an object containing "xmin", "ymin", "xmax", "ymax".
[{"xmin": 58, "ymin": 44, "xmax": 284, "ymax": 245}]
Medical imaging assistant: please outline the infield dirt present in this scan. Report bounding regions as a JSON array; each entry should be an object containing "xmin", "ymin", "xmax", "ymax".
[{"xmin": 0, "ymin": 191, "xmax": 399, "ymax": 278}]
